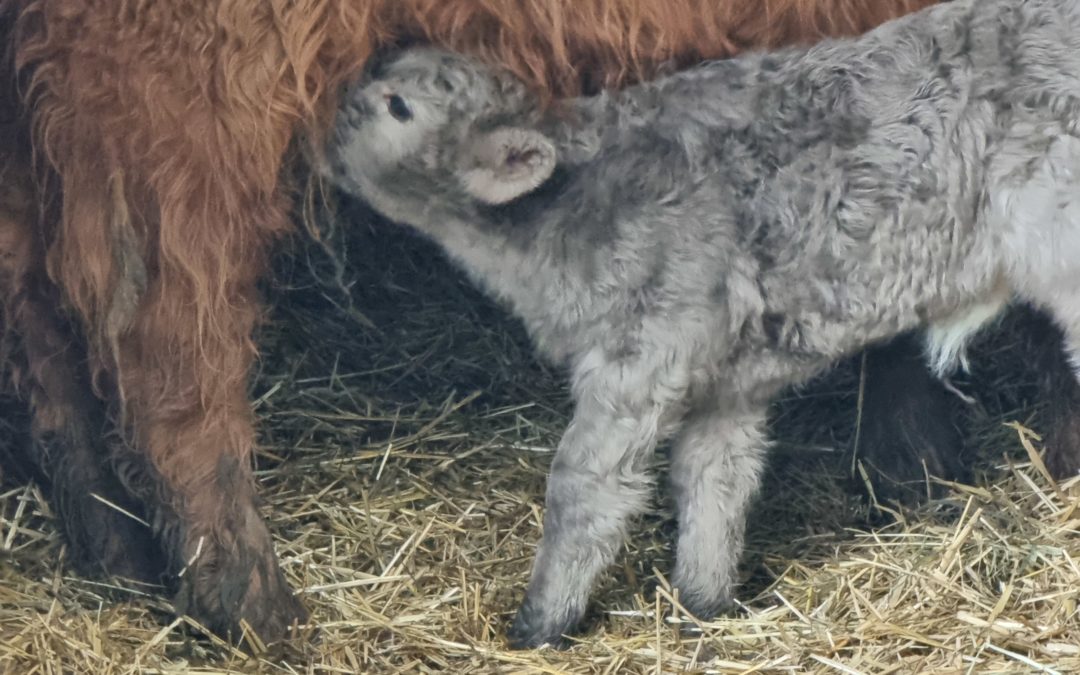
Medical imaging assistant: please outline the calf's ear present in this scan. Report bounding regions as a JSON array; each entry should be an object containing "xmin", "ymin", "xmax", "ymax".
[{"xmin": 458, "ymin": 127, "xmax": 556, "ymax": 204}]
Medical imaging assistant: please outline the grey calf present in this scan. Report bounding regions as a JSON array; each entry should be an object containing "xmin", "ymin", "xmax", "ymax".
[{"xmin": 328, "ymin": 0, "xmax": 1080, "ymax": 647}]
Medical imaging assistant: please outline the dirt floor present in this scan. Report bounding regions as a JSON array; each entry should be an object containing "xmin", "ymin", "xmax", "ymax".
[{"xmin": 1, "ymin": 196, "xmax": 1078, "ymax": 673}]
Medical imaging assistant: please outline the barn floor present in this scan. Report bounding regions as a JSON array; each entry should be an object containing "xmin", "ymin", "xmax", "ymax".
[{"xmin": 1, "ymin": 197, "xmax": 1079, "ymax": 673}]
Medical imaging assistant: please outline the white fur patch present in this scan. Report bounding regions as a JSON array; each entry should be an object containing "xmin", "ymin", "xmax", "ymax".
[{"xmin": 924, "ymin": 286, "xmax": 1009, "ymax": 376}]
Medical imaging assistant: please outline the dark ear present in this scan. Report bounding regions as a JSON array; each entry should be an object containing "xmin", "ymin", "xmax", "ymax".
[{"xmin": 458, "ymin": 127, "xmax": 556, "ymax": 204}]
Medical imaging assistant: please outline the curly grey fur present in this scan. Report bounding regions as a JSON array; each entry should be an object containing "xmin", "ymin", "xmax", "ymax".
[{"xmin": 328, "ymin": 0, "xmax": 1080, "ymax": 647}]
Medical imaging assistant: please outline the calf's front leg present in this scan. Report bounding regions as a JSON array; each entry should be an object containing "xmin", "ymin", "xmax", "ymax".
[{"xmin": 507, "ymin": 354, "xmax": 688, "ymax": 649}]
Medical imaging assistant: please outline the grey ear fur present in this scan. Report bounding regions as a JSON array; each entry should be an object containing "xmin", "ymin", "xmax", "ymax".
[{"xmin": 458, "ymin": 127, "xmax": 557, "ymax": 205}]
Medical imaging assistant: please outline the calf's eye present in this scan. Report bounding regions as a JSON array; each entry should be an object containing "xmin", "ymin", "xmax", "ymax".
[{"xmin": 386, "ymin": 94, "xmax": 413, "ymax": 122}]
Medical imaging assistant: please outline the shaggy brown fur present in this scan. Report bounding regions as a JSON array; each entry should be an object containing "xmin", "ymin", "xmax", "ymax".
[{"xmin": 1, "ymin": 0, "xmax": 941, "ymax": 646}]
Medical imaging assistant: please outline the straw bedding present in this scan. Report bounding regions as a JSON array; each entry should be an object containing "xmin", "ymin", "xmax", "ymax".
[{"xmin": 1, "ymin": 198, "xmax": 1078, "ymax": 674}]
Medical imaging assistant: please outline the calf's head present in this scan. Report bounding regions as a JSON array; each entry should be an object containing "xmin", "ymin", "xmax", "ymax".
[{"xmin": 327, "ymin": 48, "xmax": 560, "ymax": 229}]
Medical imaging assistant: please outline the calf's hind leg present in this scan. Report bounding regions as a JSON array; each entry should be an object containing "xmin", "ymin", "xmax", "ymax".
[{"xmin": 669, "ymin": 406, "xmax": 767, "ymax": 619}]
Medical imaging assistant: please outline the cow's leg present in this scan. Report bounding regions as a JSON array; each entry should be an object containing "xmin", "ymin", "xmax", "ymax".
[
  {"xmin": 1022, "ymin": 307, "xmax": 1080, "ymax": 478},
  {"xmin": 107, "ymin": 237, "xmax": 309, "ymax": 644},
  {"xmin": 852, "ymin": 332, "xmax": 966, "ymax": 503},
  {"xmin": 0, "ymin": 152, "xmax": 162, "ymax": 583},
  {"xmin": 15, "ymin": 5, "xmax": 311, "ymax": 642}
]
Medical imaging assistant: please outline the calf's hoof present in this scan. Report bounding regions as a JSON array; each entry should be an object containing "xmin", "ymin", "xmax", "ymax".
[
  {"xmin": 506, "ymin": 597, "xmax": 575, "ymax": 650},
  {"xmin": 675, "ymin": 589, "xmax": 732, "ymax": 623}
]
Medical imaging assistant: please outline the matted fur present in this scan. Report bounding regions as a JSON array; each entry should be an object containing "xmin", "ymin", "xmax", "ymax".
[{"xmin": 0, "ymin": 0, "xmax": 938, "ymax": 644}]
